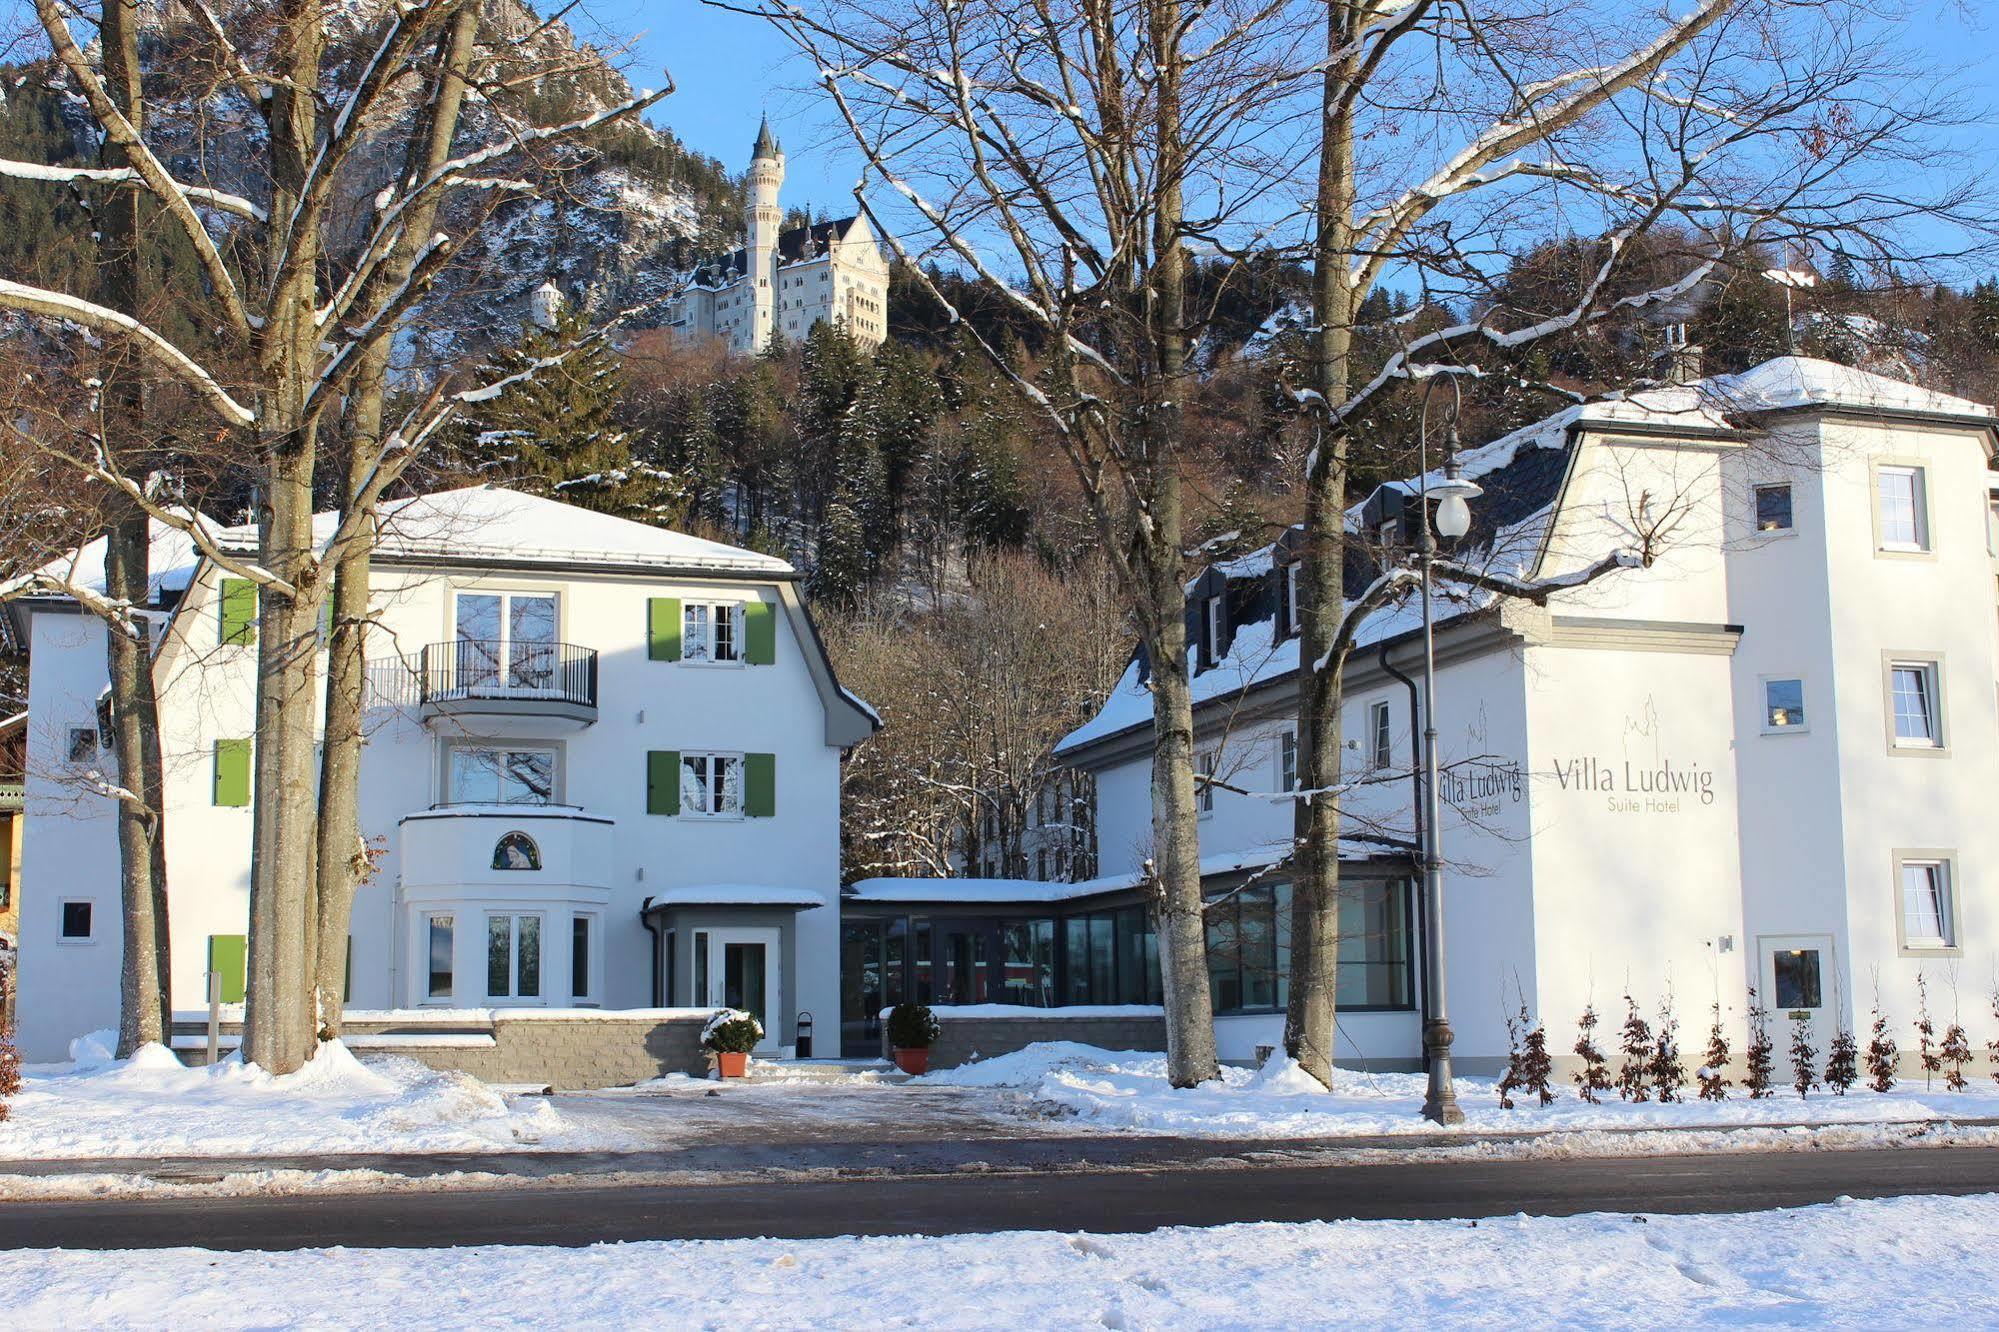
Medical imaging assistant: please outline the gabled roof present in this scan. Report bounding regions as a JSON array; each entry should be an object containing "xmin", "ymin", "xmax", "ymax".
[
  {"xmin": 212, "ymin": 486, "xmax": 796, "ymax": 577},
  {"xmin": 10, "ymin": 514, "xmax": 209, "ymax": 602}
]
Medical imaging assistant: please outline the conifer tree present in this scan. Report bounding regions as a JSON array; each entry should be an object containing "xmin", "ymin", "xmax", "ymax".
[
  {"xmin": 1865, "ymin": 996, "xmax": 1899, "ymax": 1094},
  {"xmin": 1648, "ymin": 994, "xmax": 1687, "ymax": 1103},
  {"xmin": 1744, "ymin": 988, "xmax": 1776, "ymax": 1099},
  {"xmin": 1520, "ymin": 1014, "xmax": 1555, "ymax": 1108},
  {"xmin": 1788, "ymin": 1010, "xmax": 1818, "ymax": 1099},
  {"xmin": 1916, "ymin": 972, "xmax": 1941, "ymax": 1090},
  {"xmin": 1573, "ymin": 1004, "xmax": 1611, "ymax": 1104},
  {"xmin": 1941, "ymin": 1020, "xmax": 1973, "ymax": 1092},
  {"xmin": 1697, "ymin": 1002, "xmax": 1732, "ymax": 1101},
  {"xmin": 1617, "ymin": 993, "xmax": 1653, "ymax": 1103},
  {"xmin": 1824, "ymin": 1026, "xmax": 1858, "ymax": 1096}
]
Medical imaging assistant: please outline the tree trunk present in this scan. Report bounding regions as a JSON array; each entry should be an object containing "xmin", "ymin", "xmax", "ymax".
[
  {"xmin": 1144, "ymin": 0, "xmax": 1218, "ymax": 1089},
  {"xmin": 312, "ymin": 3, "xmax": 479, "ymax": 1038},
  {"xmin": 1283, "ymin": 8, "xmax": 1360, "ymax": 1088},
  {"xmin": 242, "ymin": 0, "xmax": 325, "ymax": 1075},
  {"xmin": 98, "ymin": 0, "xmax": 169, "ymax": 1058}
]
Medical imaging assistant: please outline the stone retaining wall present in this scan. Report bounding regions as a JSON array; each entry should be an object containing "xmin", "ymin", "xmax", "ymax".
[
  {"xmin": 173, "ymin": 1012, "xmax": 713, "ymax": 1090},
  {"xmin": 886, "ymin": 1011, "xmax": 1168, "ymax": 1070}
]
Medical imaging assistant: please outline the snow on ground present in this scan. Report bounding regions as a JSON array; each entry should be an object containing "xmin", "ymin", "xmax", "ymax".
[
  {"xmin": 0, "ymin": 1038, "xmax": 610, "ymax": 1160},
  {"xmin": 926, "ymin": 1043, "xmax": 1999, "ymax": 1137},
  {"xmin": 6, "ymin": 1193, "xmax": 1996, "ymax": 1329}
]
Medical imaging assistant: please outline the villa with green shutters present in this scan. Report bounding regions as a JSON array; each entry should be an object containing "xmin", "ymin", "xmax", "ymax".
[{"xmin": 6, "ymin": 486, "xmax": 876, "ymax": 1063}]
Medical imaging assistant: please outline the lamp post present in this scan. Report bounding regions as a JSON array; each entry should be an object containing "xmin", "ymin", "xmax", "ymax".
[{"xmin": 1416, "ymin": 379, "xmax": 1478, "ymax": 1126}]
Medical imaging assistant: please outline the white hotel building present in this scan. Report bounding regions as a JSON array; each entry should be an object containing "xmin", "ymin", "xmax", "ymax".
[
  {"xmin": 8, "ymin": 488, "xmax": 876, "ymax": 1063},
  {"xmin": 850, "ymin": 356, "xmax": 1999, "ymax": 1071}
]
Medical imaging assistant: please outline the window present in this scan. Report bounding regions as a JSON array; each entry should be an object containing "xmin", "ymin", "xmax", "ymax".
[
  {"xmin": 449, "ymin": 746, "xmax": 556, "ymax": 804},
  {"xmin": 426, "ymin": 915, "xmax": 454, "ymax": 999},
  {"xmin": 999, "ymin": 919, "xmax": 1055, "ymax": 1006},
  {"xmin": 1877, "ymin": 465, "xmax": 1929, "ymax": 551},
  {"xmin": 572, "ymin": 915, "xmax": 596, "ymax": 1001},
  {"xmin": 1773, "ymin": 948, "xmax": 1822, "ymax": 1010},
  {"xmin": 1278, "ymin": 730, "xmax": 1298, "ymax": 792},
  {"xmin": 1063, "ymin": 905, "xmax": 1161, "ymax": 1006},
  {"xmin": 491, "ymin": 831, "xmax": 541, "ymax": 871},
  {"xmin": 680, "ymin": 752, "xmax": 743, "ymax": 817},
  {"xmin": 486, "ymin": 914, "xmax": 542, "ymax": 1000},
  {"xmin": 1888, "ymin": 661, "xmax": 1942, "ymax": 748},
  {"xmin": 1204, "ymin": 594, "xmax": 1226, "ymax": 667},
  {"xmin": 1369, "ymin": 701, "xmax": 1393, "ymax": 771},
  {"xmin": 1285, "ymin": 562, "xmax": 1301, "ymax": 638},
  {"xmin": 454, "ymin": 591, "xmax": 559, "ymax": 690},
  {"xmin": 1197, "ymin": 750, "xmax": 1217, "ymax": 815},
  {"xmin": 1899, "ymin": 857, "xmax": 1956, "ymax": 951},
  {"xmin": 1754, "ymin": 483, "xmax": 1794, "ymax": 533},
  {"xmin": 1986, "ymin": 489, "xmax": 1999, "ymax": 556},
  {"xmin": 1035, "ymin": 848, "xmax": 1048, "ymax": 881},
  {"xmin": 60, "ymin": 899, "xmax": 93, "ymax": 941},
  {"xmin": 1763, "ymin": 678, "xmax": 1807, "ymax": 732},
  {"xmin": 66, "ymin": 727, "xmax": 97, "ymax": 764}
]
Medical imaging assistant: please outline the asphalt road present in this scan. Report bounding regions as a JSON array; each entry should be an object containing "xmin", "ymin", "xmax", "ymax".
[{"xmin": 4, "ymin": 1145, "xmax": 1998, "ymax": 1251}]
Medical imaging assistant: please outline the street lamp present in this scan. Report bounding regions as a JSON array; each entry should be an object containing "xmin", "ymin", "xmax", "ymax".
[{"xmin": 1416, "ymin": 377, "xmax": 1477, "ymax": 1127}]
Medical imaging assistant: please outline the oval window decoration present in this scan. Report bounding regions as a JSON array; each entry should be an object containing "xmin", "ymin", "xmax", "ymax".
[{"xmin": 492, "ymin": 831, "xmax": 541, "ymax": 871}]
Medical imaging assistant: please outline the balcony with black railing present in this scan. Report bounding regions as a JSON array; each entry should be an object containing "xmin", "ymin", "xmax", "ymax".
[{"xmin": 416, "ymin": 639, "xmax": 599, "ymax": 729}]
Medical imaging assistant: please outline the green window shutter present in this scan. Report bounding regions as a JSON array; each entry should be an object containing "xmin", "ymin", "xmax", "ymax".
[
  {"xmin": 745, "ymin": 753, "xmax": 776, "ymax": 817},
  {"xmin": 208, "ymin": 934, "xmax": 247, "ymax": 1004},
  {"xmin": 213, "ymin": 738, "xmax": 252, "ymax": 807},
  {"xmin": 744, "ymin": 600, "xmax": 776, "ymax": 665},
  {"xmin": 218, "ymin": 578, "xmax": 257, "ymax": 647},
  {"xmin": 647, "ymin": 750, "xmax": 680, "ymax": 815},
  {"xmin": 648, "ymin": 597, "xmax": 682, "ymax": 661}
]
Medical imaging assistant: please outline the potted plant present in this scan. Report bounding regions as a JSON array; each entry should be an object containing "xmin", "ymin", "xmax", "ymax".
[
  {"xmin": 702, "ymin": 1008, "xmax": 763, "ymax": 1079},
  {"xmin": 886, "ymin": 1001, "xmax": 941, "ymax": 1075}
]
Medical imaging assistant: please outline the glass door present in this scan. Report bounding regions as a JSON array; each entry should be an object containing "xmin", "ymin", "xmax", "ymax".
[
  {"xmin": 454, "ymin": 592, "xmax": 558, "ymax": 694},
  {"xmin": 701, "ymin": 927, "xmax": 782, "ymax": 1054},
  {"xmin": 1760, "ymin": 933, "xmax": 1837, "ymax": 1059}
]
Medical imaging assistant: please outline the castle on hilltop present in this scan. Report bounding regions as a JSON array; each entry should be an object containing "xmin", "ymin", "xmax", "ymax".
[{"xmin": 666, "ymin": 118, "xmax": 890, "ymax": 354}]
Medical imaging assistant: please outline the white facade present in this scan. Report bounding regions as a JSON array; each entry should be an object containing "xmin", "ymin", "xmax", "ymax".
[
  {"xmin": 10, "ymin": 487, "xmax": 874, "ymax": 1062},
  {"xmin": 667, "ymin": 119, "xmax": 890, "ymax": 354},
  {"xmin": 1059, "ymin": 356, "xmax": 1999, "ymax": 1072}
]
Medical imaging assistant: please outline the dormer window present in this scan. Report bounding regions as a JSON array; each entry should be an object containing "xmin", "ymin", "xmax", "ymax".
[
  {"xmin": 1203, "ymin": 595, "xmax": 1226, "ymax": 669},
  {"xmin": 1281, "ymin": 561, "xmax": 1301, "ymax": 639}
]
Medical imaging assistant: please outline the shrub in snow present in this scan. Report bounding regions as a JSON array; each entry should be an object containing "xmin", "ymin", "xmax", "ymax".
[
  {"xmin": 1824, "ymin": 1027, "xmax": 1858, "ymax": 1096},
  {"xmin": 886, "ymin": 1001, "xmax": 941, "ymax": 1050},
  {"xmin": 1915, "ymin": 973, "xmax": 1940, "ymax": 1091},
  {"xmin": 0, "ymin": 1026, "xmax": 19, "ymax": 1122},
  {"xmin": 1572, "ymin": 1004, "xmax": 1612, "ymax": 1103},
  {"xmin": 701, "ymin": 1010, "xmax": 764, "ymax": 1055},
  {"xmin": 1498, "ymin": 1001, "xmax": 1527, "ymax": 1109},
  {"xmin": 1865, "ymin": 999, "xmax": 1899, "ymax": 1094},
  {"xmin": 1989, "ymin": 990, "xmax": 1999, "ymax": 1087},
  {"xmin": 1940, "ymin": 1022, "xmax": 1972, "ymax": 1093},
  {"xmin": 1696, "ymin": 1003, "xmax": 1731, "ymax": 1102},
  {"xmin": 1647, "ymin": 995, "xmax": 1686, "ymax": 1104},
  {"xmin": 1743, "ymin": 989, "xmax": 1775, "ymax": 1099},
  {"xmin": 1788, "ymin": 1010, "xmax": 1817, "ymax": 1099},
  {"xmin": 1616, "ymin": 993, "xmax": 1652, "ymax": 1103},
  {"xmin": 1519, "ymin": 1017, "xmax": 1554, "ymax": 1107}
]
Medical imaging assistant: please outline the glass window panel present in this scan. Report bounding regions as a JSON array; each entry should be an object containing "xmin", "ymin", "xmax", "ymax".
[
  {"xmin": 571, "ymin": 917, "xmax": 590, "ymax": 999},
  {"xmin": 1206, "ymin": 900, "xmax": 1242, "ymax": 1013},
  {"xmin": 1336, "ymin": 881, "xmax": 1413, "ymax": 1009},
  {"xmin": 1240, "ymin": 886, "xmax": 1276, "ymax": 1009},
  {"xmin": 683, "ymin": 603, "xmax": 712, "ymax": 661},
  {"xmin": 487, "ymin": 916, "xmax": 511, "ymax": 997},
  {"xmin": 911, "ymin": 921, "xmax": 931, "ymax": 1004},
  {"xmin": 1273, "ymin": 882, "xmax": 1292, "ymax": 1010},
  {"xmin": 1754, "ymin": 484, "xmax": 1793, "ymax": 532},
  {"xmin": 61, "ymin": 900, "xmax": 92, "ymax": 938},
  {"xmin": 841, "ymin": 920, "xmax": 886, "ymax": 1051},
  {"xmin": 1773, "ymin": 948, "xmax": 1822, "ymax": 1010},
  {"xmin": 681, "ymin": 755, "xmax": 711, "ymax": 813},
  {"xmin": 1878, "ymin": 468, "xmax": 1923, "ymax": 548},
  {"xmin": 1065, "ymin": 918, "xmax": 1092, "ymax": 1003},
  {"xmin": 1089, "ymin": 917, "xmax": 1115, "ymax": 1003},
  {"xmin": 1902, "ymin": 863, "xmax": 1950, "ymax": 945},
  {"xmin": 693, "ymin": 930, "xmax": 709, "ymax": 1006},
  {"xmin": 1891, "ymin": 666, "xmax": 1937, "ymax": 744},
  {"xmin": 1765, "ymin": 679, "xmax": 1806, "ymax": 730},
  {"xmin": 516, "ymin": 916, "xmax": 540, "ymax": 998},
  {"xmin": 455, "ymin": 594, "xmax": 503, "ymax": 687},
  {"xmin": 427, "ymin": 916, "xmax": 454, "ymax": 998}
]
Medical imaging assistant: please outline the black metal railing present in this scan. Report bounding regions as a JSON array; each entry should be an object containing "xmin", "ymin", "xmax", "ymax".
[{"xmin": 417, "ymin": 639, "xmax": 598, "ymax": 711}]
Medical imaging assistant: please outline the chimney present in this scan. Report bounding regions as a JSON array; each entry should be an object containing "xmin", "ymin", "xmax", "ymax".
[{"xmin": 1660, "ymin": 322, "xmax": 1703, "ymax": 386}]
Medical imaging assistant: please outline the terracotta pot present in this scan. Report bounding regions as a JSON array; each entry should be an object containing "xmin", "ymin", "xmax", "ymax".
[
  {"xmin": 716, "ymin": 1051, "xmax": 750, "ymax": 1079},
  {"xmin": 893, "ymin": 1047, "xmax": 930, "ymax": 1076}
]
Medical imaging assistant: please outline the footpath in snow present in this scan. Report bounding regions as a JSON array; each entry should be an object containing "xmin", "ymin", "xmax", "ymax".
[
  {"xmin": 926, "ymin": 1042, "xmax": 1999, "ymax": 1138},
  {"xmin": 0, "ymin": 1036, "xmax": 614, "ymax": 1161},
  {"xmin": 6, "ymin": 1193, "xmax": 1997, "ymax": 1329}
]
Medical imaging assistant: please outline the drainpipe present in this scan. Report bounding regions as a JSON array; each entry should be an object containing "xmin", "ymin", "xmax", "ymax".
[
  {"xmin": 640, "ymin": 896, "xmax": 663, "ymax": 1007},
  {"xmin": 1379, "ymin": 640, "xmax": 1430, "ymax": 1062}
]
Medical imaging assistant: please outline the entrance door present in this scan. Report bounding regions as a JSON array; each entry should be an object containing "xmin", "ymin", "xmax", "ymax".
[
  {"xmin": 699, "ymin": 927, "xmax": 782, "ymax": 1054},
  {"xmin": 1759, "ymin": 933, "xmax": 1838, "ymax": 1060}
]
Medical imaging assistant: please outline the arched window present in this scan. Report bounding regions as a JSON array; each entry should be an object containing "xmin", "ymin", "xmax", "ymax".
[{"xmin": 492, "ymin": 831, "xmax": 541, "ymax": 871}]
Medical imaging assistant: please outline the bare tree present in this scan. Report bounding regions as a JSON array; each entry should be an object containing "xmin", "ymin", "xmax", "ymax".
[
  {"xmin": 0, "ymin": 0, "xmax": 671, "ymax": 1071},
  {"xmin": 730, "ymin": 0, "xmax": 1316, "ymax": 1085}
]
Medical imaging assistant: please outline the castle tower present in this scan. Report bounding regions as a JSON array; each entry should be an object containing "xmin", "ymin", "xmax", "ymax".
[{"xmin": 746, "ymin": 115, "xmax": 785, "ymax": 352}]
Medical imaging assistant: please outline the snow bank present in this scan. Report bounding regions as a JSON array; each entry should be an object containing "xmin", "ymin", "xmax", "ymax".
[
  {"xmin": 925, "ymin": 1043, "xmax": 1999, "ymax": 1138},
  {"xmin": 0, "ymin": 1041, "xmax": 590, "ymax": 1160},
  {"xmin": 5, "ymin": 1193, "xmax": 1996, "ymax": 1327}
]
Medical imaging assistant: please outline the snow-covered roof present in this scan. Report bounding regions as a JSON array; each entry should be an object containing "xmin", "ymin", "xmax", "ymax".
[
  {"xmin": 10, "ymin": 513, "xmax": 210, "ymax": 603},
  {"xmin": 213, "ymin": 486, "xmax": 795, "ymax": 577},
  {"xmin": 848, "ymin": 846, "xmax": 1391, "ymax": 905},
  {"xmin": 644, "ymin": 884, "xmax": 826, "ymax": 909}
]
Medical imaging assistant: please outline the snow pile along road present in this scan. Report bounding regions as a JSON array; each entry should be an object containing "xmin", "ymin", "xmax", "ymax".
[
  {"xmin": 4, "ymin": 1193, "xmax": 1995, "ymax": 1328},
  {"xmin": 0, "ymin": 1037, "xmax": 584, "ymax": 1160},
  {"xmin": 926, "ymin": 1042, "xmax": 1999, "ymax": 1137}
]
